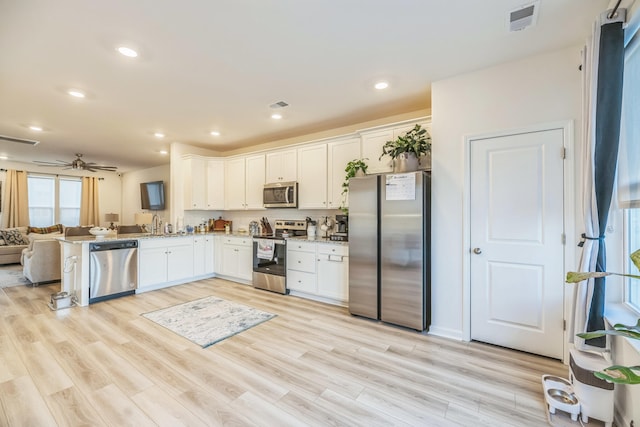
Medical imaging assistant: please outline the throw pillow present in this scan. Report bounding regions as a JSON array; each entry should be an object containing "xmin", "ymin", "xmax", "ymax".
[
  {"xmin": 27, "ymin": 224, "xmax": 64, "ymax": 234},
  {"xmin": 0, "ymin": 229, "xmax": 29, "ymax": 246}
]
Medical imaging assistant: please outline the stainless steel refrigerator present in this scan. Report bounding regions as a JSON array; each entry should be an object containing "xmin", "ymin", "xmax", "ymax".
[{"xmin": 348, "ymin": 171, "xmax": 430, "ymax": 331}]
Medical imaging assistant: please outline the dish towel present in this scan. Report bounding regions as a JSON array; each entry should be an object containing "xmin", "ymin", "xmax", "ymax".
[{"xmin": 257, "ymin": 239, "xmax": 274, "ymax": 260}]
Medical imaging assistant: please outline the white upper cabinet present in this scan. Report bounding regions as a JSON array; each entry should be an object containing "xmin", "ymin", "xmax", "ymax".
[
  {"xmin": 297, "ymin": 143, "xmax": 328, "ymax": 209},
  {"xmin": 206, "ymin": 159, "xmax": 225, "ymax": 209},
  {"xmin": 245, "ymin": 154, "xmax": 266, "ymax": 209},
  {"xmin": 265, "ymin": 149, "xmax": 297, "ymax": 183},
  {"xmin": 224, "ymin": 154, "xmax": 265, "ymax": 210},
  {"xmin": 360, "ymin": 119, "xmax": 431, "ymax": 174},
  {"xmin": 179, "ymin": 117, "xmax": 430, "ymax": 215},
  {"xmin": 224, "ymin": 157, "xmax": 246, "ymax": 210},
  {"xmin": 327, "ymin": 137, "xmax": 361, "ymax": 210},
  {"xmin": 360, "ymin": 128, "xmax": 394, "ymax": 174},
  {"xmin": 184, "ymin": 156, "xmax": 225, "ymax": 210}
]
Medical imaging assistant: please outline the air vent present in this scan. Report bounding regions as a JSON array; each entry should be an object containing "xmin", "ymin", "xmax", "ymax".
[
  {"xmin": 269, "ymin": 101, "xmax": 289, "ymax": 109},
  {"xmin": 0, "ymin": 134, "xmax": 40, "ymax": 146},
  {"xmin": 508, "ymin": 1, "xmax": 539, "ymax": 32}
]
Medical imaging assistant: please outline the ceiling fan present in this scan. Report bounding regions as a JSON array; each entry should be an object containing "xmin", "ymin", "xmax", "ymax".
[{"xmin": 33, "ymin": 153, "xmax": 117, "ymax": 172}]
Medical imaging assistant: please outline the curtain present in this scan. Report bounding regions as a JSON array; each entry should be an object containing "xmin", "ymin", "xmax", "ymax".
[
  {"xmin": 572, "ymin": 10, "xmax": 626, "ymax": 352},
  {"xmin": 1, "ymin": 169, "xmax": 29, "ymax": 228},
  {"xmin": 80, "ymin": 177, "xmax": 100, "ymax": 226}
]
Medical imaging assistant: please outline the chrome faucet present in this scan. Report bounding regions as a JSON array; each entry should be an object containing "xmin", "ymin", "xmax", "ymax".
[{"xmin": 151, "ymin": 214, "xmax": 161, "ymax": 235}]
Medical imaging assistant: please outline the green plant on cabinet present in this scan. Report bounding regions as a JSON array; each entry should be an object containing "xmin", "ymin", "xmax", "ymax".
[
  {"xmin": 379, "ymin": 124, "xmax": 432, "ymax": 161},
  {"xmin": 340, "ymin": 158, "xmax": 369, "ymax": 214}
]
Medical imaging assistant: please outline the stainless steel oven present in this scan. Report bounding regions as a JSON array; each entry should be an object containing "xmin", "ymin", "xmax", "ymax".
[
  {"xmin": 252, "ymin": 219, "xmax": 307, "ymax": 294},
  {"xmin": 263, "ymin": 182, "xmax": 297, "ymax": 208},
  {"xmin": 253, "ymin": 237, "xmax": 287, "ymax": 294}
]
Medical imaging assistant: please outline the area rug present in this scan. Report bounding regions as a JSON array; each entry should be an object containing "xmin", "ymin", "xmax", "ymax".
[
  {"xmin": 0, "ymin": 264, "xmax": 31, "ymax": 288},
  {"xmin": 141, "ymin": 296, "xmax": 276, "ymax": 348}
]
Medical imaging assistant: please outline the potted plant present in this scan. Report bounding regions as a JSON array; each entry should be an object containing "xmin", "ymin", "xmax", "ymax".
[
  {"xmin": 566, "ymin": 249, "xmax": 640, "ymax": 384},
  {"xmin": 340, "ymin": 158, "xmax": 369, "ymax": 213},
  {"xmin": 379, "ymin": 124, "xmax": 432, "ymax": 173}
]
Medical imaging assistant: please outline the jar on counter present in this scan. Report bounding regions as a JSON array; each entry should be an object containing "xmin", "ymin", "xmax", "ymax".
[{"xmin": 224, "ymin": 223, "xmax": 230, "ymax": 234}]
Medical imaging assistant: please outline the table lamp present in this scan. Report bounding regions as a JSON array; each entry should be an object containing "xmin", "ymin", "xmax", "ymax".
[{"xmin": 105, "ymin": 213, "xmax": 120, "ymax": 230}]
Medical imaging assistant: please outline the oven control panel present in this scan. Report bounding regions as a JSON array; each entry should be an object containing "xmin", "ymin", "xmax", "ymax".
[{"xmin": 274, "ymin": 219, "xmax": 307, "ymax": 231}]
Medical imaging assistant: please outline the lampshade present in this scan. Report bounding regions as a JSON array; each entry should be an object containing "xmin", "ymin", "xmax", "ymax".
[
  {"xmin": 105, "ymin": 213, "xmax": 119, "ymax": 222},
  {"xmin": 134, "ymin": 213, "xmax": 153, "ymax": 224}
]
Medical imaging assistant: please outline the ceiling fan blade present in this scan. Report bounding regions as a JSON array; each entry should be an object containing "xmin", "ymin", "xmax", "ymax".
[
  {"xmin": 34, "ymin": 154, "xmax": 117, "ymax": 172},
  {"xmin": 33, "ymin": 160, "xmax": 70, "ymax": 167}
]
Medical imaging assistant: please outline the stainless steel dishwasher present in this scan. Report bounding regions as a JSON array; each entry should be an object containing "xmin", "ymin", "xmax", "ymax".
[{"xmin": 89, "ymin": 240, "xmax": 138, "ymax": 303}]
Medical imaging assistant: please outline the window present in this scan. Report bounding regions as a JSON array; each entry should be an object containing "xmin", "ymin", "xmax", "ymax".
[
  {"xmin": 626, "ymin": 209, "xmax": 640, "ymax": 312},
  {"xmin": 620, "ymin": 15, "xmax": 640, "ymax": 313},
  {"xmin": 27, "ymin": 175, "xmax": 82, "ymax": 227}
]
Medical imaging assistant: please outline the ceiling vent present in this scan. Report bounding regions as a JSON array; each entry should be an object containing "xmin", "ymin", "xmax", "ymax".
[
  {"xmin": 508, "ymin": 1, "xmax": 539, "ymax": 32},
  {"xmin": 269, "ymin": 101, "xmax": 289, "ymax": 109},
  {"xmin": 0, "ymin": 134, "xmax": 40, "ymax": 146}
]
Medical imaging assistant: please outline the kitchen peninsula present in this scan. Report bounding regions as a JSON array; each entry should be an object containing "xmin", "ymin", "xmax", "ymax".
[
  {"xmin": 59, "ymin": 232, "xmax": 350, "ymax": 307},
  {"xmin": 59, "ymin": 233, "xmax": 218, "ymax": 306}
]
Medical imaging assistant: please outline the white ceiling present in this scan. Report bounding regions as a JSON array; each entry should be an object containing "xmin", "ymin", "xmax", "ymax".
[{"xmin": 0, "ymin": 0, "xmax": 611, "ymax": 172}]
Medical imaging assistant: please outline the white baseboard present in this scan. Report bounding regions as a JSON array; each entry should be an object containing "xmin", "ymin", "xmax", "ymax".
[{"xmin": 428, "ymin": 325, "xmax": 465, "ymax": 341}]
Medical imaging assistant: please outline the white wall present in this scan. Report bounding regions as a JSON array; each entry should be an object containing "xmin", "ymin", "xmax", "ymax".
[
  {"xmin": 0, "ymin": 160, "xmax": 122, "ymax": 228},
  {"xmin": 120, "ymin": 164, "xmax": 170, "ymax": 224},
  {"xmin": 183, "ymin": 208, "xmax": 342, "ymax": 234},
  {"xmin": 430, "ymin": 46, "xmax": 584, "ymax": 339}
]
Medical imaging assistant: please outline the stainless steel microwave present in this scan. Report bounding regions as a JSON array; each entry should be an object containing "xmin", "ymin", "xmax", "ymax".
[{"xmin": 263, "ymin": 182, "xmax": 297, "ymax": 208}]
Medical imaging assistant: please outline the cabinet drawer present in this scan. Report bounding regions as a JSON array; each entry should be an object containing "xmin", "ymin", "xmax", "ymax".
[
  {"xmin": 287, "ymin": 240, "xmax": 316, "ymax": 253},
  {"xmin": 287, "ymin": 269, "xmax": 316, "ymax": 293},
  {"xmin": 223, "ymin": 237, "xmax": 252, "ymax": 246},
  {"xmin": 287, "ymin": 250, "xmax": 316, "ymax": 273},
  {"xmin": 318, "ymin": 244, "xmax": 348, "ymax": 257}
]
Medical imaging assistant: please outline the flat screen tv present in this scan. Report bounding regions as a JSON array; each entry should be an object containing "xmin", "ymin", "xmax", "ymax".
[{"xmin": 140, "ymin": 181, "xmax": 165, "ymax": 210}]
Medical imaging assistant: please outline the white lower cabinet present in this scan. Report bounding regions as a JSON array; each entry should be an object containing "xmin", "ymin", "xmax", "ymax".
[
  {"xmin": 317, "ymin": 244, "xmax": 349, "ymax": 302},
  {"xmin": 287, "ymin": 241, "xmax": 317, "ymax": 293},
  {"xmin": 194, "ymin": 235, "xmax": 215, "ymax": 276},
  {"xmin": 139, "ymin": 237, "xmax": 194, "ymax": 290},
  {"xmin": 287, "ymin": 240, "xmax": 348, "ymax": 305},
  {"xmin": 220, "ymin": 236, "xmax": 253, "ymax": 282}
]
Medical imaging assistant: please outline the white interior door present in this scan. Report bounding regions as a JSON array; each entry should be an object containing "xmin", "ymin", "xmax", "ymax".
[{"xmin": 470, "ymin": 128, "xmax": 565, "ymax": 359}]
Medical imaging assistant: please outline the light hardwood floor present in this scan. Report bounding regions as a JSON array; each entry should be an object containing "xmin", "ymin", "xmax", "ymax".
[{"xmin": 0, "ymin": 277, "xmax": 570, "ymax": 426}]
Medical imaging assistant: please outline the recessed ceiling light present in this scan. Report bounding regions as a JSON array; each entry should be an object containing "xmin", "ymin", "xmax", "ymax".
[
  {"xmin": 159, "ymin": 150, "xmax": 168, "ymax": 155},
  {"xmin": 29, "ymin": 125, "xmax": 43, "ymax": 132},
  {"xmin": 117, "ymin": 46, "xmax": 138, "ymax": 58},
  {"xmin": 68, "ymin": 89, "xmax": 86, "ymax": 98},
  {"xmin": 154, "ymin": 132, "xmax": 165, "ymax": 138},
  {"xmin": 271, "ymin": 113, "xmax": 282, "ymax": 120},
  {"xmin": 210, "ymin": 131, "xmax": 220, "ymax": 136},
  {"xmin": 374, "ymin": 81, "xmax": 389, "ymax": 90},
  {"xmin": 0, "ymin": 156, "xmax": 8, "ymax": 160}
]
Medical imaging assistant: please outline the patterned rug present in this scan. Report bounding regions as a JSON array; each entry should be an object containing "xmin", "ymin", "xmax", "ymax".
[
  {"xmin": 142, "ymin": 296, "xmax": 276, "ymax": 348},
  {"xmin": 0, "ymin": 264, "xmax": 31, "ymax": 288}
]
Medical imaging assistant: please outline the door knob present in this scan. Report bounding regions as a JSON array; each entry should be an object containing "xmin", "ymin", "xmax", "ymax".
[{"xmin": 473, "ymin": 248, "xmax": 482, "ymax": 254}]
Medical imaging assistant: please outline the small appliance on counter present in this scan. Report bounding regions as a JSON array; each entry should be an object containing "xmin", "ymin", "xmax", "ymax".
[
  {"xmin": 213, "ymin": 216, "xmax": 232, "ymax": 232},
  {"xmin": 249, "ymin": 221, "xmax": 260, "ymax": 236},
  {"xmin": 331, "ymin": 215, "xmax": 348, "ymax": 241}
]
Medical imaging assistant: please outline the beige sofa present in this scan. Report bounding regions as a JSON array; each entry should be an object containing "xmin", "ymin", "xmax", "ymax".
[
  {"xmin": 21, "ymin": 233, "xmax": 63, "ymax": 285},
  {"xmin": 0, "ymin": 226, "xmax": 30, "ymax": 265}
]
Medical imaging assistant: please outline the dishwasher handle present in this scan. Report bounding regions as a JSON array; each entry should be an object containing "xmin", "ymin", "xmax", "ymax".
[{"xmin": 90, "ymin": 240, "xmax": 138, "ymax": 251}]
